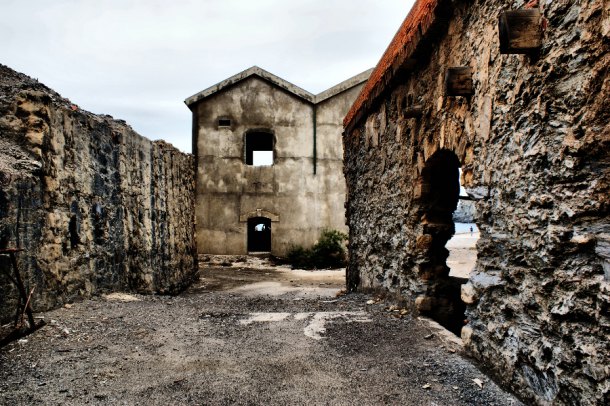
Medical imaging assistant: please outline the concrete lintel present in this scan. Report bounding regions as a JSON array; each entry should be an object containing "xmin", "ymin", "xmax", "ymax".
[{"xmin": 239, "ymin": 209, "xmax": 280, "ymax": 223}]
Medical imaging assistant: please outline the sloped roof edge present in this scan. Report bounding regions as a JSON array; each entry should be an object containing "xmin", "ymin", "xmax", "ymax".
[
  {"xmin": 314, "ymin": 68, "xmax": 374, "ymax": 103},
  {"xmin": 344, "ymin": 0, "xmax": 439, "ymax": 131},
  {"xmin": 184, "ymin": 66, "xmax": 372, "ymax": 108},
  {"xmin": 184, "ymin": 66, "xmax": 315, "ymax": 107}
]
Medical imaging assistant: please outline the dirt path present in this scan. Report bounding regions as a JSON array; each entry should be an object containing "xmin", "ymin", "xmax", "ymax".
[{"xmin": 0, "ymin": 257, "xmax": 521, "ymax": 405}]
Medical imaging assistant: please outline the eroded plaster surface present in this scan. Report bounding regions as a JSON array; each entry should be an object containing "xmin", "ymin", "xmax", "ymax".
[{"xmin": 188, "ymin": 68, "xmax": 369, "ymax": 255}]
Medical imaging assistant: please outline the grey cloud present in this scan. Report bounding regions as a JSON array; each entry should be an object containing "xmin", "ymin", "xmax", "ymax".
[{"xmin": 1, "ymin": 0, "xmax": 414, "ymax": 152}]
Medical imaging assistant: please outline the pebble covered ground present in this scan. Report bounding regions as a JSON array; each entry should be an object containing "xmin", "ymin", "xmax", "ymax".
[{"xmin": 0, "ymin": 258, "xmax": 523, "ymax": 405}]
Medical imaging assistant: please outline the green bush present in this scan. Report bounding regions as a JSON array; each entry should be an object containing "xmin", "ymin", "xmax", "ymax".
[{"xmin": 287, "ymin": 229, "xmax": 348, "ymax": 269}]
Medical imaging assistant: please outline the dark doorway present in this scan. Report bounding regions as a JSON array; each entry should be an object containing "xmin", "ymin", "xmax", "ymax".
[
  {"xmin": 245, "ymin": 132, "xmax": 274, "ymax": 166},
  {"xmin": 247, "ymin": 217, "xmax": 271, "ymax": 252},
  {"xmin": 419, "ymin": 149, "xmax": 466, "ymax": 336}
]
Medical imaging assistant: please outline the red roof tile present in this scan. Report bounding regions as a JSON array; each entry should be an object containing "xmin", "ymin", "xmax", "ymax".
[{"xmin": 344, "ymin": 0, "xmax": 439, "ymax": 131}]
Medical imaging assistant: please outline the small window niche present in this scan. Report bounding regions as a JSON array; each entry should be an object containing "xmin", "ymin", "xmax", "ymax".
[
  {"xmin": 218, "ymin": 118, "xmax": 232, "ymax": 129},
  {"xmin": 445, "ymin": 67, "xmax": 473, "ymax": 97},
  {"xmin": 499, "ymin": 9, "xmax": 543, "ymax": 54},
  {"xmin": 245, "ymin": 131, "xmax": 274, "ymax": 166}
]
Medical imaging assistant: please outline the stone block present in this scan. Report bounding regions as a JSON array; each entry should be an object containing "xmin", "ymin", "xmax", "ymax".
[
  {"xmin": 415, "ymin": 295, "xmax": 433, "ymax": 312},
  {"xmin": 461, "ymin": 325, "xmax": 473, "ymax": 346},
  {"xmin": 461, "ymin": 283, "xmax": 478, "ymax": 304},
  {"xmin": 470, "ymin": 271, "xmax": 504, "ymax": 290}
]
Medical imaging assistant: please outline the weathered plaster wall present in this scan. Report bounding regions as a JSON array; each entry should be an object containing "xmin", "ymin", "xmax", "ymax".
[
  {"xmin": 0, "ymin": 65, "xmax": 197, "ymax": 322},
  {"xmin": 192, "ymin": 76, "xmax": 362, "ymax": 256},
  {"xmin": 343, "ymin": 0, "xmax": 609, "ymax": 404},
  {"xmin": 316, "ymin": 85, "xmax": 364, "ymax": 232}
]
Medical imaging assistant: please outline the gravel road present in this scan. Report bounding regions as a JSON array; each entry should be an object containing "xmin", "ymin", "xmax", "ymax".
[{"xmin": 0, "ymin": 257, "xmax": 522, "ymax": 405}]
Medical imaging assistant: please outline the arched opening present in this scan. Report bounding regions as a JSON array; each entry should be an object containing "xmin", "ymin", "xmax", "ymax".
[
  {"xmin": 247, "ymin": 217, "xmax": 271, "ymax": 252},
  {"xmin": 418, "ymin": 149, "xmax": 466, "ymax": 335},
  {"xmin": 447, "ymin": 168, "xmax": 479, "ymax": 278},
  {"xmin": 245, "ymin": 131, "xmax": 274, "ymax": 166}
]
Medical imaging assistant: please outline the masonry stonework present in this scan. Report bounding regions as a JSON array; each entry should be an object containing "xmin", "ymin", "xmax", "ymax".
[
  {"xmin": 0, "ymin": 65, "xmax": 197, "ymax": 322},
  {"xmin": 343, "ymin": 0, "xmax": 609, "ymax": 404}
]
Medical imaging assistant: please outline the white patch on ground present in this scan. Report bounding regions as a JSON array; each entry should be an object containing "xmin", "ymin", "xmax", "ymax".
[
  {"xmin": 230, "ymin": 281, "xmax": 339, "ymax": 298},
  {"xmin": 238, "ymin": 311, "xmax": 371, "ymax": 340},
  {"xmin": 284, "ymin": 269, "xmax": 346, "ymax": 280},
  {"xmin": 240, "ymin": 313, "xmax": 292, "ymax": 325},
  {"xmin": 230, "ymin": 281, "xmax": 292, "ymax": 296},
  {"xmin": 302, "ymin": 312, "xmax": 371, "ymax": 340},
  {"xmin": 103, "ymin": 293, "xmax": 141, "ymax": 302}
]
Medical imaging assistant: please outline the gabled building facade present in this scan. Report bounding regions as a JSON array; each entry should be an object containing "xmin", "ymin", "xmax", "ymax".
[{"xmin": 186, "ymin": 67, "xmax": 370, "ymax": 255}]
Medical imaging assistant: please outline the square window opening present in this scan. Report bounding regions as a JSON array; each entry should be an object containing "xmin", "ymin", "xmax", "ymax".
[
  {"xmin": 218, "ymin": 118, "xmax": 232, "ymax": 127},
  {"xmin": 245, "ymin": 132, "xmax": 274, "ymax": 166}
]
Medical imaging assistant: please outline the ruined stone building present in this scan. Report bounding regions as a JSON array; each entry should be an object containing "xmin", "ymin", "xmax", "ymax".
[
  {"xmin": 343, "ymin": 0, "xmax": 608, "ymax": 404},
  {"xmin": 186, "ymin": 66, "xmax": 370, "ymax": 256},
  {"xmin": 0, "ymin": 65, "xmax": 197, "ymax": 322}
]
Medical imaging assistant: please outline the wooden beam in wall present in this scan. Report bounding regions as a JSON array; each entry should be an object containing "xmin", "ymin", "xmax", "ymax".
[
  {"xmin": 499, "ymin": 9, "xmax": 543, "ymax": 54},
  {"xmin": 445, "ymin": 67, "xmax": 473, "ymax": 97},
  {"xmin": 404, "ymin": 104, "xmax": 424, "ymax": 118}
]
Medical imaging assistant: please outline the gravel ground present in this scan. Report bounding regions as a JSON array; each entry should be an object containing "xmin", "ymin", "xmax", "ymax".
[{"xmin": 0, "ymin": 258, "xmax": 522, "ymax": 405}]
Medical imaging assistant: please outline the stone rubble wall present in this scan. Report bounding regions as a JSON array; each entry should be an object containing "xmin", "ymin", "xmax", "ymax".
[
  {"xmin": 0, "ymin": 65, "xmax": 197, "ymax": 322},
  {"xmin": 343, "ymin": 0, "xmax": 609, "ymax": 404},
  {"xmin": 453, "ymin": 199, "xmax": 476, "ymax": 224}
]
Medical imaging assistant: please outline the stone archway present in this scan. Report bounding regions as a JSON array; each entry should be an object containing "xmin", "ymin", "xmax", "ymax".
[
  {"xmin": 419, "ymin": 149, "xmax": 461, "ymax": 278},
  {"xmin": 415, "ymin": 149, "xmax": 466, "ymax": 335}
]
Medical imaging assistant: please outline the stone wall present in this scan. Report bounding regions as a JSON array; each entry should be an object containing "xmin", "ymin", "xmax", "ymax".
[
  {"xmin": 343, "ymin": 0, "xmax": 609, "ymax": 404},
  {"xmin": 0, "ymin": 65, "xmax": 197, "ymax": 322}
]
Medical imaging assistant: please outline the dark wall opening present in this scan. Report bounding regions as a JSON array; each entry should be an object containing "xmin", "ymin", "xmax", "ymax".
[
  {"xmin": 421, "ymin": 150, "xmax": 460, "ymax": 270},
  {"xmin": 69, "ymin": 216, "xmax": 79, "ymax": 248},
  {"xmin": 247, "ymin": 217, "xmax": 271, "ymax": 252},
  {"xmin": 245, "ymin": 132, "xmax": 274, "ymax": 166},
  {"xmin": 69, "ymin": 201, "xmax": 80, "ymax": 249},
  {"xmin": 419, "ymin": 149, "xmax": 466, "ymax": 335}
]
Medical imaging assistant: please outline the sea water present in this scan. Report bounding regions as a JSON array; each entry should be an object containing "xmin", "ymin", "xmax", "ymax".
[{"xmin": 454, "ymin": 223, "xmax": 478, "ymax": 235}]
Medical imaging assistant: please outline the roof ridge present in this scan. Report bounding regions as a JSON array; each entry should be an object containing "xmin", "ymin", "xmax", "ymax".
[
  {"xmin": 185, "ymin": 66, "xmax": 372, "ymax": 108},
  {"xmin": 184, "ymin": 66, "xmax": 314, "ymax": 107},
  {"xmin": 314, "ymin": 68, "xmax": 374, "ymax": 104}
]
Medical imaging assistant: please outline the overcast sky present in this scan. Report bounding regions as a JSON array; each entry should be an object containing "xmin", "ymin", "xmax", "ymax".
[{"xmin": 1, "ymin": 0, "xmax": 414, "ymax": 153}]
